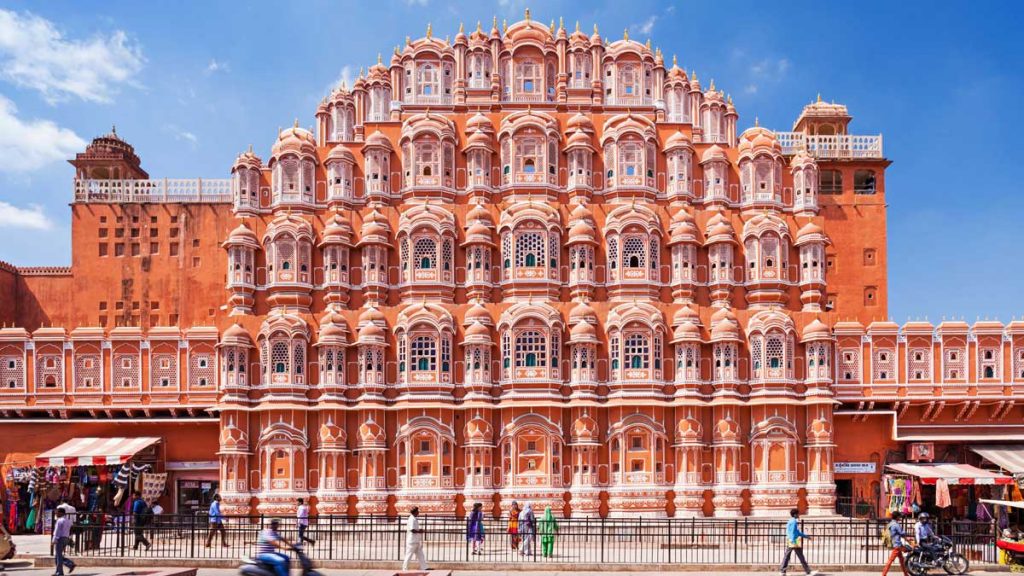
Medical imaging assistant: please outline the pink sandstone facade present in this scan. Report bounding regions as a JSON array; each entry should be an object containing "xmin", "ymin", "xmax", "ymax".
[{"xmin": 2, "ymin": 14, "xmax": 1022, "ymax": 519}]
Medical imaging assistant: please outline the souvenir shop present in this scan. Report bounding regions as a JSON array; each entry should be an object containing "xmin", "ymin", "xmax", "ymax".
[
  {"xmin": 1, "ymin": 437, "xmax": 168, "ymax": 536},
  {"xmin": 883, "ymin": 462, "xmax": 1014, "ymax": 522}
]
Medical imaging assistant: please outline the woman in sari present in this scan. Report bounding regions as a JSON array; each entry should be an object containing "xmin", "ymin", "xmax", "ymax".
[
  {"xmin": 466, "ymin": 502, "xmax": 485, "ymax": 554},
  {"xmin": 507, "ymin": 501, "xmax": 520, "ymax": 552},
  {"xmin": 539, "ymin": 506, "xmax": 559, "ymax": 558}
]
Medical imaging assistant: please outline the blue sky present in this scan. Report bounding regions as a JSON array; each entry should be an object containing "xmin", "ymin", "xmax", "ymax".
[{"xmin": 0, "ymin": 0, "xmax": 1021, "ymax": 322}]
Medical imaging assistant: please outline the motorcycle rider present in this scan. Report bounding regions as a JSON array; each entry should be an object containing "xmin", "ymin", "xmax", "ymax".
[
  {"xmin": 256, "ymin": 519, "xmax": 293, "ymax": 576},
  {"xmin": 914, "ymin": 512, "xmax": 940, "ymax": 563}
]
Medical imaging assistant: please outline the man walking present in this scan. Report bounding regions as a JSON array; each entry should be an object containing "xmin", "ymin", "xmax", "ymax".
[
  {"xmin": 780, "ymin": 508, "xmax": 819, "ymax": 576},
  {"xmin": 56, "ymin": 500, "xmax": 78, "ymax": 551},
  {"xmin": 52, "ymin": 507, "xmax": 76, "ymax": 576},
  {"xmin": 205, "ymin": 494, "xmax": 229, "ymax": 547},
  {"xmin": 883, "ymin": 511, "xmax": 913, "ymax": 576},
  {"xmin": 296, "ymin": 498, "xmax": 315, "ymax": 546},
  {"xmin": 402, "ymin": 507, "xmax": 428, "ymax": 571},
  {"xmin": 131, "ymin": 491, "xmax": 151, "ymax": 551}
]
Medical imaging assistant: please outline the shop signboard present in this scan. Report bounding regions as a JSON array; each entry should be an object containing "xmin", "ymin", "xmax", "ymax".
[{"xmin": 835, "ymin": 462, "xmax": 877, "ymax": 474}]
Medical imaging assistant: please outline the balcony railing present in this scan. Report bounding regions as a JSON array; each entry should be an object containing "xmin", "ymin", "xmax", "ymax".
[
  {"xmin": 777, "ymin": 133, "xmax": 884, "ymax": 159},
  {"xmin": 74, "ymin": 179, "xmax": 232, "ymax": 204}
]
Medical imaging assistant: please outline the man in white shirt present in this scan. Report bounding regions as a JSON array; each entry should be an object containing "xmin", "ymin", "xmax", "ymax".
[
  {"xmin": 296, "ymin": 498, "xmax": 315, "ymax": 546},
  {"xmin": 52, "ymin": 508, "xmax": 76, "ymax": 576},
  {"xmin": 401, "ymin": 507, "xmax": 428, "ymax": 571},
  {"xmin": 56, "ymin": 500, "xmax": 77, "ymax": 550}
]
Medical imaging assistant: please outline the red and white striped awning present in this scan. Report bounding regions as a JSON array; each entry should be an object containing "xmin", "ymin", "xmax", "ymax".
[
  {"xmin": 35, "ymin": 437, "xmax": 160, "ymax": 467},
  {"xmin": 886, "ymin": 463, "xmax": 1013, "ymax": 485}
]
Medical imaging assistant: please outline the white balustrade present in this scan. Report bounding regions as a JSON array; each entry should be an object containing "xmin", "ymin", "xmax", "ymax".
[{"xmin": 74, "ymin": 178, "xmax": 232, "ymax": 204}]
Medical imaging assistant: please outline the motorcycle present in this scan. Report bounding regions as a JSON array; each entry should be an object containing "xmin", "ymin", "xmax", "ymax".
[
  {"xmin": 905, "ymin": 535, "xmax": 969, "ymax": 576},
  {"xmin": 997, "ymin": 537, "xmax": 1024, "ymax": 567},
  {"xmin": 240, "ymin": 544, "xmax": 321, "ymax": 576}
]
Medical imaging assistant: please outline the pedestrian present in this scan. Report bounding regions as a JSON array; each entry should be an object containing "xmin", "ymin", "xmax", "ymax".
[
  {"xmin": 56, "ymin": 500, "xmax": 78, "ymax": 551},
  {"xmin": 780, "ymin": 508, "xmax": 818, "ymax": 576},
  {"xmin": 130, "ymin": 490, "xmax": 151, "ymax": 551},
  {"xmin": 296, "ymin": 498, "xmax": 315, "ymax": 546},
  {"xmin": 882, "ymin": 511, "xmax": 912, "ymax": 576},
  {"xmin": 204, "ymin": 494, "xmax": 229, "ymax": 548},
  {"xmin": 466, "ymin": 502, "xmax": 485, "ymax": 554},
  {"xmin": 256, "ymin": 519, "xmax": 292, "ymax": 576},
  {"xmin": 52, "ymin": 507, "xmax": 76, "ymax": 576},
  {"xmin": 507, "ymin": 501, "xmax": 521, "ymax": 552},
  {"xmin": 539, "ymin": 506, "xmax": 558, "ymax": 558},
  {"xmin": 402, "ymin": 506, "xmax": 428, "ymax": 571},
  {"xmin": 518, "ymin": 502, "xmax": 537, "ymax": 557}
]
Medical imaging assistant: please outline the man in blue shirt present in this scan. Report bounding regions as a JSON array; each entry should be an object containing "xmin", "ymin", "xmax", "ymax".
[
  {"xmin": 130, "ymin": 491, "xmax": 151, "ymax": 551},
  {"xmin": 256, "ymin": 519, "xmax": 292, "ymax": 576},
  {"xmin": 780, "ymin": 508, "xmax": 819, "ymax": 576},
  {"xmin": 52, "ymin": 507, "xmax": 76, "ymax": 576},
  {"xmin": 883, "ymin": 511, "xmax": 913, "ymax": 576},
  {"xmin": 204, "ymin": 494, "xmax": 229, "ymax": 548}
]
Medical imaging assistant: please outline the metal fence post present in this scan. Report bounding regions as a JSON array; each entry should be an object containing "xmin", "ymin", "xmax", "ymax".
[
  {"xmin": 733, "ymin": 519, "xmax": 739, "ymax": 564},
  {"xmin": 600, "ymin": 517, "xmax": 606, "ymax": 564},
  {"xmin": 667, "ymin": 515, "xmax": 673, "ymax": 564},
  {"xmin": 864, "ymin": 518, "xmax": 870, "ymax": 565},
  {"xmin": 189, "ymin": 511, "xmax": 196, "ymax": 558}
]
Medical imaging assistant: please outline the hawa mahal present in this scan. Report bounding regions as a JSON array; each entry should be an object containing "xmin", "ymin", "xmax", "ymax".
[{"xmin": 2, "ymin": 13, "xmax": 1022, "ymax": 519}]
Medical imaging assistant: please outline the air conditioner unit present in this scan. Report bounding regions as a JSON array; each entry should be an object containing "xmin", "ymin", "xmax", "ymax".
[{"xmin": 906, "ymin": 442, "xmax": 935, "ymax": 462}]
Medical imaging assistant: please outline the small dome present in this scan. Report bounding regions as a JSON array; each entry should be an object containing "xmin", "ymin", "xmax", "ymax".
[
  {"xmin": 667, "ymin": 209, "xmax": 699, "ymax": 245},
  {"xmin": 466, "ymin": 112, "xmax": 494, "ymax": 133},
  {"xmin": 567, "ymin": 112, "xmax": 595, "ymax": 133},
  {"xmin": 463, "ymin": 320, "xmax": 492, "ymax": 344},
  {"xmin": 710, "ymin": 308, "xmax": 741, "ymax": 341},
  {"xmin": 701, "ymin": 144, "xmax": 728, "ymax": 164},
  {"xmin": 359, "ymin": 209, "xmax": 391, "ymax": 243},
  {"xmin": 567, "ymin": 219, "xmax": 597, "ymax": 243},
  {"xmin": 466, "ymin": 203, "xmax": 493, "ymax": 224},
  {"xmin": 713, "ymin": 417, "xmax": 740, "ymax": 443},
  {"xmin": 318, "ymin": 313, "xmax": 348, "ymax": 343},
  {"xmin": 359, "ymin": 306, "xmax": 386, "ymax": 325},
  {"xmin": 358, "ymin": 417, "xmax": 386, "ymax": 448},
  {"xmin": 232, "ymin": 148, "xmax": 263, "ymax": 171},
  {"xmin": 464, "ymin": 302, "xmax": 493, "ymax": 326},
  {"xmin": 672, "ymin": 321, "xmax": 702, "ymax": 343},
  {"xmin": 219, "ymin": 421, "xmax": 249, "ymax": 451},
  {"xmin": 664, "ymin": 130, "xmax": 693, "ymax": 152},
  {"xmin": 223, "ymin": 223, "xmax": 260, "ymax": 248},
  {"xmin": 319, "ymin": 420, "xmax": 348, "ymax": 448},
  {"xmin": 565, "ymin": 128, "xmax": 594, "ymax": 150},
  {"xmin": 807, "ymin": 417, "xmax": 833, "ymax": 443},
  {"xmin": 801, "ymin": 318, "xmax": 832, "ymax": 342},
  {"xmin": 569, "ymin": 300, "xmax": 597, "ymax": 325},
  {"xmin": 571, "ymin": 413, "xmax": 599, "ymax": 444},
  {"xmin": 464, "ymin": 415, "xmax": 494, "ymax": 445},
  {"xmin": 321, "ymin": 213, "xmax": 354, "ymax": 245},
  {"xmin": 466, "ymin": 129, "xmax": 493, "ymax": 150},
  {"xmin": 464, "ymin": 221, "xmax": 493, "ymax": 245},
  {"xmin": 675, "ymin": 416, "xmax": 704, "ymax": 444},
  {"xmin": 569, "ymin": 202, "xmax": 593, "ymax": 221},
  {"xmin": 326, "ymin": 145, "xmax": 355, "ymax": 163},
  {"xmin": 357, "ymin": 323, "xmax": 385, "ymax": 343},
  {"xmin": 363, "ymin": 130, "xmax": 393, "ymax": 151},
  {"xmin": 272, "ymin": 124, "xmax": 317, "ymax": 160},
  {"xmin": 570, "ymin": 321, "xmax": 598, "ymax": 343},
  {"xmin": 672, "ymin": 304, "xmax": 701, "ymax": 327},
  {"xmin": 221, "ymin": 323, "xmax": 253, "ymax": 347}
]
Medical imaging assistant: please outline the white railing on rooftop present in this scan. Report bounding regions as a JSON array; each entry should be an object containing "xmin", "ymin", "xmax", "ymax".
[
  {"xmin": 776, "ymin": 133, "xmax": 884, "ymax": 159},
  {"xmin": 74, "ymin": 179, "xmax": 232, "ymax": 204}
]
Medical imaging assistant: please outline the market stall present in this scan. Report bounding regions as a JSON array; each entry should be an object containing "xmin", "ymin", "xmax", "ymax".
[
  {"xmin": 1, "ymin": 437, "xmax": 167, "ymax": 536},
  {"xmin": 884, "ymin": 463, "xmax": 1012, "ymax": 524}
]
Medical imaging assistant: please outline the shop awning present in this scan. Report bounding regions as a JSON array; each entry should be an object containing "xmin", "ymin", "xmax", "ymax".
[
  {"xmin": 886, "ymin": 463, "xmax": 1013, "ymax": 485},
  {"xmin": 971, "ymin": 445, "xmax": 1024, "ymax": 474},
  {"xmin": 35, "ymin": 437, "xmax": 160, "ymax": 467},
  {"xmin": 980, "ymin": 499, "xmax": 1024, "ymax": 511}
]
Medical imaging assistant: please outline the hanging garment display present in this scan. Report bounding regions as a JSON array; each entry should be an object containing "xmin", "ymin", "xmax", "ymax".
[
  {"xmin": 141, "ymin": 473, "xmax": 167, "ymax": 504},
  {"xmin": 936, "ymin": 478, "xmax": 952, "ymax": 508}
]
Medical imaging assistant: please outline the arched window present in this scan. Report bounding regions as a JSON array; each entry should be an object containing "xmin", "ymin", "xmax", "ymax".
[
  {"xmin": 411, "ymin": 336, "xmax": 437, "ymax": 372},
  {"xmin": 272, "ymin": 342, "xmax": 288, "ymax": 374},
  {"xmin": 414, "ymin": 237, "xmax": 436, "ymax": 270},
  {"xmin": 623, "ymin": 236, "xmax": 646, "ymax": 269},
  {"xmin": 625, "ymin": 333, "xmax": 650, "ymax": 369},
  {"xmin": 516, "ymin": 232, "xmax": 544, "ymax": 268}
]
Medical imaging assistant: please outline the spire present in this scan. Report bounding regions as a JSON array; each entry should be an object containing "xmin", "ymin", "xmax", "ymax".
[
  {"xmin": 503, "ymin": 19, "xmax": 508, "ymax": 33},
  {"xmin": 293, "ymin": 118, "xmax": 299, "ymax": 128},
  {"xmin": 623, "ymin": 28, "xmax": 629, "ymax": 41},
  {"xmin": 645, "ymin": 38, "xmax": 651, "ymax": 49},
  {"xmin": 426, "ymin": 22, "xmax": 432, "ymax": 39},
  {"xmin": 476, "ymin": 20, "xmax": 482, "ymax": 33},
  {"xmin": 593, "ymin": 23, "xmax": 598, "ymax": 35},
  {"xmin": 559, "ymin": 16, "xmax": 564, "ymax": 31},
  {"xmin": 377, "ymin": 53, "xmax": 382, "ymax": 65},
  {"xmin": 672, "ymin": 54, "xmax": 677, "ymax": 66},
  {"xmin": 549, "ymin": 19, "xmax": 555, "ymax": 31},
  {"xmin": 709, "ymin": 78, "xmax": 716, "ymax": 91},
  {"xmin": 247, "ymin": 144, "xmax": 253, "ymax": 154},
  {"xmin": 459, "ymin": 22, "xmax": 464, "ymax": 34},
  {"xmin": 111, "ymin": 124, "xmax": 117, "ymax": 136},
  {"xmin": 816, "ymin": 92, "xmax": 822, "ymax": 103},
  {"xmin": 492, "ymin": 15, "xmax": 498, "ymax": 31},
  {"xmin": 525, "ymin": 7, "xmax": 531, "ymax": 21},
  {"xmin": 575, "ymin": 20, "xmax": 580, "ymax": 33},
  {"xmin": 754, "ymin": 116, "xmax": 759, "ymax": 127}
]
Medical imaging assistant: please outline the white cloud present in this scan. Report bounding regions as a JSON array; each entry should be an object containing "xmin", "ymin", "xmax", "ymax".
[
  {"xmin": 744, "ymin": 84, "xmax": 758, "ymax": 94},
  {"xmin": 0, "ymin": 94, "xmax": 85, "ymax": 172},
  {"xmin": 0, "ymin": 201, "xmax": 53, "ymax": 230},
  {"xmin": 164, "ymin": 124, "xmax": 198, "ymax": 147},
  {"xmin": 0, "ymin": 9, "xmax": 144, "ymax": 104},
  {"xmin": 327, "ymin": 65, "xmax": 355, "ymax": 93},
  {"xmin": 744, "ymin": 57, "xmax": 790, "ymax": 96},
  {"xmin": 205, "ymin": 59, "xmax": 229, "ymax": 75},
  {"xmin": 631, "ymin": 16, "xmax": 657, "ymax": 36}
]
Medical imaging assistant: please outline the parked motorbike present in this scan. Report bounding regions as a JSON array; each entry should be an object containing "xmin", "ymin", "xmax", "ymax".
[
  {"xmin": 997, "ymin": 537, "xmax": 1024, "ymax": 567},
  {"xmin": 240, "ymin": 544, "xmax": 320, "ymax": 576},
  {"xmin": 905, "ymin": 535, "xmax": 969, "ymax": 576}
]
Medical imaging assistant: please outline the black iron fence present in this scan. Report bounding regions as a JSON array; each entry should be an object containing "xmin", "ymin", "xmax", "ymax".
[{"xmin": 63, "ymin": 513, "xmax": 1000, "ymax": 566}]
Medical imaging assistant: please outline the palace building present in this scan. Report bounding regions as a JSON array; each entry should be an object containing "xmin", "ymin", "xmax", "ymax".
[{"xmin": 2, "ymin": 13, "xmax": 1022, "ymax": 520}]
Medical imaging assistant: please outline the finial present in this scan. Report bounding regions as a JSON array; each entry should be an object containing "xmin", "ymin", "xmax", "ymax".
[
  {"xmin": 111, "ymin": 124, "xmax": 117, "ymax": 135},
  {"xmin": 524, "ymin": 7, "xmax": 530, "ymax": 21},
  {"xmin": 550, "ymin": 19, "xmax": 555, "ymax": 31},
  {"xmin": 593, "ymin": 23, "xmax": 599, "ymax": 35},
  {"xmin": 445, "ymin": 35, "xmax": 450, "ymax": 45},
  {"xmin": 476, "ymin": 20, "xmax": 482, "ymax": 33},
  {"xmin": 503, "ymin": 19, "xmax": 508, "ymax": 33},
  {"xmin": 293, "ymin": 118, "xmax": 299, "ymax": 128},
  {"xmin": 672, "ymin": 54, "xmax": 677, "ymax": 66},
  {"xmin": 492, "ymin": 15, "xmax": 497, "ymax": 30},
  {"xmin": 247, "ymin": 144, "xmax": 253, "ymax": 154},
  {"xmin": 459, "ymin": 22, "xmax": 464, "ymax": 34},
  {"xmin": 645, "ymin": 38, "xmax": 651, "ymax": 49},
  {"xmin": 426, "ymin": 22, "xmax": 432, "ymax": 39},
  {"xmin": 575, "ymin": 20, "xmax": 580, "ymax": 33},
  {"xmin": 406, "ymin": 35, "xmax": 411, "ymax": 45},
  {"xmin": 623, "ymin": 28, "xmax": 629, "ymax": 41},
  {"xmin": 393, "ymin": 45, "xmax": 399, "ymax": 56},
  {"xmin": 754, "ymin": 116, "xmax": 759, "ymax": 127},
  {"xmin": 559, "ymin": 16, "xmax": 564, "ymax": 30},
  {"xmin": 728, "ymin": 94, "xmax": 733, "ymax": 105},
  {"xmin": 816, "ymin": 92, "xmax": 822, "ymax": 103},
  {"xmin": 709, "ymin": 78, "xmax": 715, "ymax": 91},
  {"xmin": 359, "ymin": 67, "xmax": 365, "ymax": 78},
  {"xmin": 692, "ymin": 70, "xmax": 698, "ymax": 81}
]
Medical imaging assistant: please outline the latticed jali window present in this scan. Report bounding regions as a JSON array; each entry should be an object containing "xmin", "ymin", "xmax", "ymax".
[
  {"xmin": 190, "ymin": 352, "xmax": 215, "ymax": 388},
  {"xmin": 1, "ymin": 355, "xmax": 23, "ymax": 389},
  {"xmin": 980, "ymin": 347, "xmax": 1000, "ymax": 380},
  {"xmin": 515, "ymin": 232, "xmax": 545, "ymax": 268},
  {"xmin": 944, "ymin": 346, "xmax": 966, "ymax": 380},
  {"xmin": 873, "ymin": 348, "xmax": 896, "ymax": 381},
  {"xmin": 624, "ymin": 333, "xmax": 650, "ymax": 370},
  {"xmin": 1015, "ymin": 348, "xmax": 1024, "ymax": 379},
  {"xmin": 622, "ymin": 236, "xmax": 646, "ymax": 269},
  {"xmin": 151, "ymin": 353, "xmax": 178, "ymax": 389},
  {"xmin": 411, "ymin": 336, "xmax": 437, "ymax": 372},
  {"xmin": 839, "ymin": 348, "xmax": 860, "ymax": 382},
  {"xmin": 75, "ymin": 353, "xmax": 100, "ymax": 389},
  {"xmin": 35, "ymin": 353, "xmax": 62, "ymax": 390},
  {"xmin": 909, "ymin": 348, "xmax": 931, "ymax": 381},
  {"xmin": 413, "ymin": 237, "xmax": 436, "ymax": 270},
  {"xmin": 112, "ymin": 352, "xmax": 140, "ymax": 388}
]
